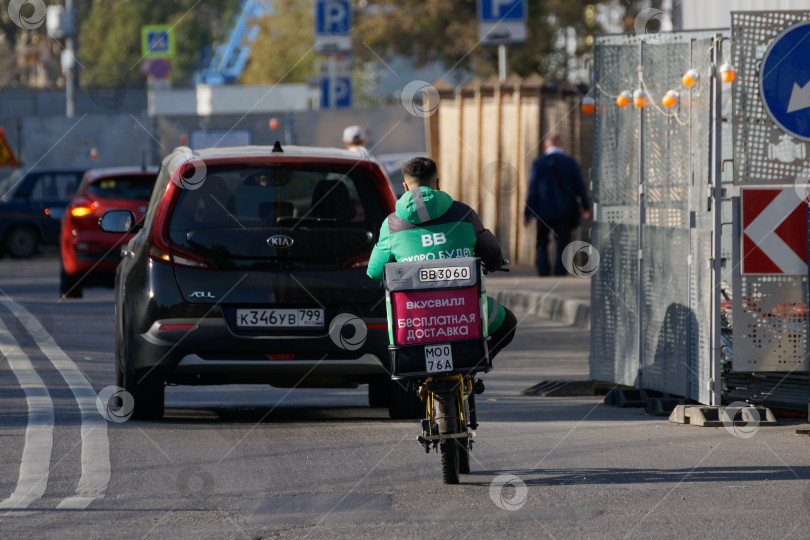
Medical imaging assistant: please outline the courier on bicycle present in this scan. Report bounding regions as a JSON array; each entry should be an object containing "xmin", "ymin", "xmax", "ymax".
[{"xmin": 367, "ymin": 157, "xmax": 516, "ymax": 357}]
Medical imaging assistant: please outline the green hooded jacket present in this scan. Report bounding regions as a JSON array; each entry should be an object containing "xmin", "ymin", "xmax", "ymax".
[{"xmin": 367, "ymin": 187, "xmax": 506, "ymax": 333}]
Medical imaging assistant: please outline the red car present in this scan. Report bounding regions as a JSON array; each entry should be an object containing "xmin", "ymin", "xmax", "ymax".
[{"xmin": 60, "ymin": 166, "xmax": 158, "ymax": 298}]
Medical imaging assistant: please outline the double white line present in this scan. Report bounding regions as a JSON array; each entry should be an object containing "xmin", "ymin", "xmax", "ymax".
[{"xmin": 0, "ymin": 296, "xmax": 110, "ymax": 511}]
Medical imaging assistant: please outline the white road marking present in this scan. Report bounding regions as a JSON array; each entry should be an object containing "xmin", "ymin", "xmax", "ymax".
[
  {"xmin": 0, "ymin": 316, "xmax": 54, "ymax": 510},
  {"xmin": 0, "ymin": 298, "xmax": 111, "ymax": 510}
]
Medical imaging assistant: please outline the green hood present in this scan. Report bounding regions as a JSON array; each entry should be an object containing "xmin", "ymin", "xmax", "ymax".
[{"xmin": 395, "ymin": 187, "xmax": 454, "ymax": 225}]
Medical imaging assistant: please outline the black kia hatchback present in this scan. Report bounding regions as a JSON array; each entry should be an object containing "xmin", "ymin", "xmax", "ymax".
[{"xmin": 102, "ymin": 145, "xmax": 423, "ymax": 419}]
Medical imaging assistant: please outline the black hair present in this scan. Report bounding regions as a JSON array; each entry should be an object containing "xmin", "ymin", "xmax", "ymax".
[{"xmin": 401, "ymin": 157, "xmax": 437, "ymax": 185}]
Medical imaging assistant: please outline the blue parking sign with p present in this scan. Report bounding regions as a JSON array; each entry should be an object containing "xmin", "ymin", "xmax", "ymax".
[
  {"xmin": 316, "ymin": 0, "xmax": 351, "ymax": 34},
  {"xmin": 321, "ymin": 77, "xmax": 352, "ymax": 109},
  {"xmin": 479, "ymin": 0, "xmax": 525, "ymax": 22}
]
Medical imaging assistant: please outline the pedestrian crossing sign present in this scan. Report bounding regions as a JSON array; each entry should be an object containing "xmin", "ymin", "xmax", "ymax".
[{"xmin": 141, "ymin": 25, "xmax": 175, "ymax": 59}]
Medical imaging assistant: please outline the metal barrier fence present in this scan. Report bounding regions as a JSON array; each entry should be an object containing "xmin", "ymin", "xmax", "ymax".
[
  {"xmin": 730, "ymin": 10, "xmax": 810, "ymax": 377},
  {"xmin": 590, "ymin": 30, "xmax": 725, "ymax": 405},
  {"xmin": 593, "ymin": 11, "xmax": 810, "ymax": 410}
]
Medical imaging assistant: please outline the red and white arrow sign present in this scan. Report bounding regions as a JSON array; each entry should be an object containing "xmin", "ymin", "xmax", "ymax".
[{"xmin": 742, "ymin": 188, "xmax": 808, "ymax": 275}]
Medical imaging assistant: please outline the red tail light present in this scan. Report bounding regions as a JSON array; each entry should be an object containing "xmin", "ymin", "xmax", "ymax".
[
  {"xmin": 148, "ymin": 162, "xmax": 217, "ymax": 270},
  {"xmin": 70, "ymin": 206, "xmax": 94, "ymax": 217},
  {"xmin": 266, "ymin": 353, "xmax": 296, "ymax": 360},
  {"xmin": 342, "ymin": 252, "xmax": 371, "ymax": 270},
  {"xmin": 69, "ymin": 199, "xmax": 97, "ymax": 218}
]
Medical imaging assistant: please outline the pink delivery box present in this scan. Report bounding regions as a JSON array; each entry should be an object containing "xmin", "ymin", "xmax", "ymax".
[{"xmin": 389, "ymin": 286, "xmax": 482, "ymax": 346}]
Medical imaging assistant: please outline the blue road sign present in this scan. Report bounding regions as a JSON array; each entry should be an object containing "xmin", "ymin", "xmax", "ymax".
[
  {"xmin": 147, "ymin": 59, "xmax": 170, "ymax": 80},
  {"xmin": 321, "ymin": 77, "xmax": 352, "ymax": 109},
  {"xmin": 316, "ymin": 0, "xmax": 351, "ymax": 34},
  {"xmin": 315, "ymin": 0, "xmax": 352, "ymax": 53},
  {"xmin": 478, "ymin": 0, "xmax": 525, "ymax": 22},
  {"xmin": 477, "ymin": 0, "xmax": 526, "ymax": 44},
  {"xmin": 141, "ymin": 25, "xmax": 175, "ymax": 59},
  {"xmin": 760, "ymin": 21, "xmax": 810, "ymax": 142}
]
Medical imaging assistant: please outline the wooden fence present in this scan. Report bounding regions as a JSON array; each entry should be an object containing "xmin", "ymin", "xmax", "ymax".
[{"xmin": 424, "ymin": 74, "xmax": 593, "ymax": 268}]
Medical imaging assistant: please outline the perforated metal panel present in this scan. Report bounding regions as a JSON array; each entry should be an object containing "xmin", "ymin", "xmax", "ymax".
[
  {"xmin": 730, "ymin": 11, "xmax": 810, "ymax": 373},
  {"xmin": 591, "ymin": 32, "xmax": 721, "ymax": 403},
  {"xmin": 691, "ymin": 230, "xmax": 714, "ymax": 404},
  {"xmin": 589, "ymin": 222, "xmax": 639, "ymax": 387},
  {"xmin": 601, "ymin": 205, "xmax": 638, "ymax": 224},
  {"xmin": 641, "ymin": 39, "xmax": 691, "ymax": 217},
  {"xmin": 593, "ymin": 34, "xmax": 642, "ymax": 208},
  {"xmin": 690, "ymin": 38, "xmax": 717, "ymax": 234},
  {"xmin": 640, "ymin": 226, "xmax": 691, "ymax": 397},
  {"xmin": 732, "ymin": 275, "xmax": 808, "ymax": 370},
  {"xmin": 731, "ymin": 10, "xmax": 810, "ymax": 185},
  {"xmin": 688, "ymin": 38, "xmax": 718, "ymax": 404}
]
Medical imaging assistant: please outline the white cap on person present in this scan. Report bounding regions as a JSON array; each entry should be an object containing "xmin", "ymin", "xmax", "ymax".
[{"xmin": 342, "ymin": 125, "xmax": 365, "ymax": 145}]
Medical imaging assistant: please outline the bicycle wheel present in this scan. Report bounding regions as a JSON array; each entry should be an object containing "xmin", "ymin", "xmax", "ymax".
[{"xmin": 434, "ymin": 392, "xmax": 459, "ymax": 484}]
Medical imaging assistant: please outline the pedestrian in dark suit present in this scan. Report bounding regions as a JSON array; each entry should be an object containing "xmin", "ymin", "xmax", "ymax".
[{"xmin": 523, "ymin": 133, "xmax": 591, "ymax": 276}]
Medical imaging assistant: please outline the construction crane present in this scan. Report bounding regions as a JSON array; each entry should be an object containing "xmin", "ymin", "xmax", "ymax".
[{"xmin": 192, "ymin": 0, "xmax": 274, "ymax": 85}]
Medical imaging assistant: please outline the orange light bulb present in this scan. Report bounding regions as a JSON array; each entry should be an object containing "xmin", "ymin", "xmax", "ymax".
[
  {"xmin": 633, "ymin": 89, "xmax": 646, "ymax": 108},
  {"xmin": 662, "ymin": 90, "xmax": 679, "ymax": 108},
  {"xmin": 581, "ymin": 97, "xmax": 595, "ymax": 114},
  {"xmin": 720, "ymin": 63, "xmax": 735, "ymax": 83},
  {"xmin": 682, "ymin": 69, "xmax": 699, "ymax": 87},
  {"xmin": 616, "ymin": 90, "xmax": 632, "ymax": 108}
]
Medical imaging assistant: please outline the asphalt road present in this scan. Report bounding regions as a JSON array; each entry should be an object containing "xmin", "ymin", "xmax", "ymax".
[{"xmin": 1, "ymin": 257, "xmax": 810, "ymax": 539}]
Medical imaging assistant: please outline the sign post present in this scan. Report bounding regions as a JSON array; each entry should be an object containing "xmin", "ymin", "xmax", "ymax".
[
  {"xmin": 477, "ymin": 0, "xmax": 527, "ymax": 81},
  {"xmin": 315, "ymin": 0, "xmax": 352, "ymax": 109}
]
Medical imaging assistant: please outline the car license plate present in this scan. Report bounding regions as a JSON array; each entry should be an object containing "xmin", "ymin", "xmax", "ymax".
[
  {"xmin": 425, "ymin": 344, "xmax": 453, "ymax": 373},
  {"xmin": 236, "ymin": 308, "xmax": 324, "ymax": 328},
  {"xmin": 419, "ymin": 266, "xmax": 470, "ymax": 282}
]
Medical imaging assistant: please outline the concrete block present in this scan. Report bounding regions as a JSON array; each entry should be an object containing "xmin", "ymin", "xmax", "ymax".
[
  {"xmin": 669, "ymin": 405, "xmax": 778, "ymax": 427},
  {"xmin": 490, "ymin": 289, "xmax": 591, "ymax": 329}
]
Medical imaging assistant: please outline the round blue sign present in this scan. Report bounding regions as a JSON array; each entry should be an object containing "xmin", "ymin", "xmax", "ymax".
[
  {"xmin": 148, "ymin": 59, "xmax": 170, "ymax": 80},
  {"xmin": 760, "ymin": 21, "xmax": 810, "ymax": 141}
]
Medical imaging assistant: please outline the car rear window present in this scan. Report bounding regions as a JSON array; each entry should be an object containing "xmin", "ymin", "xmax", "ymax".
[
  {"xmin": 0, "ymin": 171, "xmax": 22, "ymax": 199},
  {"xmin": 29, "ymin": 172, "xmax": 81, "ymax": 201},
  {"xmin": 86, "ymin": 175, "xmax": 156, "ymax": 200},
  {"xmin": 169, "ymin": 166, "xmax": 387, "ymax": 232}
]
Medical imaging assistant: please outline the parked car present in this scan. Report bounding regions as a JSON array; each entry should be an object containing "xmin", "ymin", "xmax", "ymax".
[
  {"xmin": 0, "ymin": 167, "xmax": 87, "ymax": 257},
  {"xmin": 59, "ymin": 166, "xmax": 159, "ymax": 298},
  {"xmin": 101, "ymin": 145, "xmax": 423, "ymax": 419}
]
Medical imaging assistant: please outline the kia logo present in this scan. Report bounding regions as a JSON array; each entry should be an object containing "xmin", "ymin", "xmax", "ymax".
[{"xmin": 267, "ymin": 234, "xmax": 294, "ymax": 248}]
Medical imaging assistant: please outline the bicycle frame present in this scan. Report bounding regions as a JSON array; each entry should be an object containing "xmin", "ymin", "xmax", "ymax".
[{"xmin": 420, "ymin": 374, "xmax": 472, "ymax": 445}]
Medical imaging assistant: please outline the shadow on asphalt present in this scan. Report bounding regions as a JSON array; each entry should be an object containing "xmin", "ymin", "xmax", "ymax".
[
  {"xmin": 463, "ymin": 466, "xmax": 810, "ymax": 485},
  {"xmin": 151, "ymin": 405, "xmax": 397, "ymax": 424}
]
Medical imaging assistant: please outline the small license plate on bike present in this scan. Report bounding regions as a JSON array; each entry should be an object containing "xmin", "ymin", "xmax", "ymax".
[{"xmin": 424, "ymin": 344, "xmax": 453, "ymax": 373}]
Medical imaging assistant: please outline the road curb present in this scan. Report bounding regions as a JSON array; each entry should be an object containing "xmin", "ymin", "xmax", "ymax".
[{"xmin": 489, "ymin": 289, "xmax": 591, "ymax": 330}]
